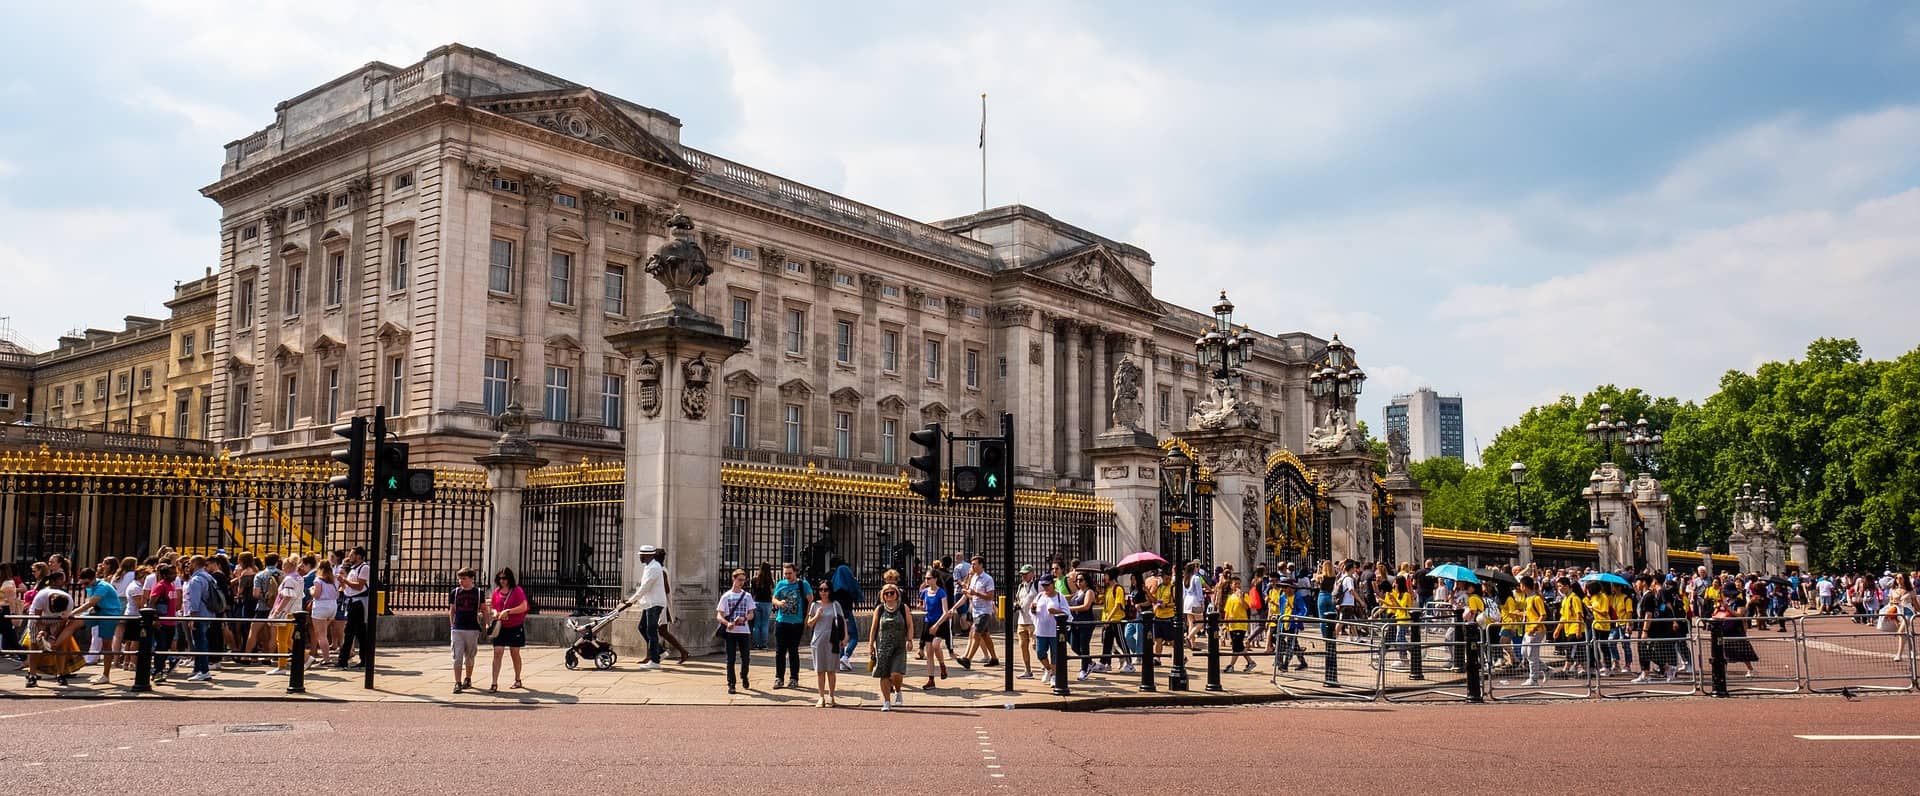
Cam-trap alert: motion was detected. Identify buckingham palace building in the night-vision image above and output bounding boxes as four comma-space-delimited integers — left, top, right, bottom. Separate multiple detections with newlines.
201, 44, 1339, 490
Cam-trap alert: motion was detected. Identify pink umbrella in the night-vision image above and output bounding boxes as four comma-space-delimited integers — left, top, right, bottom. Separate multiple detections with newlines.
1114, 551, 1170, 575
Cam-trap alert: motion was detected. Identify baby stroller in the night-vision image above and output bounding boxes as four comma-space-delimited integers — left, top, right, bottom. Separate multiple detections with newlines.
563, 593, 636, 670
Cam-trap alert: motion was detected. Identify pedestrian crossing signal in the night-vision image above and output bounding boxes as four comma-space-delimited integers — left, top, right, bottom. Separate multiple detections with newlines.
955, 439, 1006, 499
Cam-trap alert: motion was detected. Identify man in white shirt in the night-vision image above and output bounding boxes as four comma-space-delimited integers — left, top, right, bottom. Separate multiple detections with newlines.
1014, 565, 1040, 678
957, 555, 998, 669
1027, 577, 1070, 686
336, 546, 371, 668
631, 545, 669, 669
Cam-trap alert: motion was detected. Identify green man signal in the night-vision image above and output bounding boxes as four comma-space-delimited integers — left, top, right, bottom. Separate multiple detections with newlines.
954, 439, 1006, 499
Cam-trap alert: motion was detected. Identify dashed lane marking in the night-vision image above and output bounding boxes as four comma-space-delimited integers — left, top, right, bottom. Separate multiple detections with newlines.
0, 701, 128, 720
1795, 735, 1920, 740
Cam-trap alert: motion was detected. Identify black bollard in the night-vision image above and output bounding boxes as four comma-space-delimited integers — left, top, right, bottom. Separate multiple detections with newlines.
1322, 616, 1339, 687
132, 608, 156, 693
1409, 618, 1425, 681
289, 611, 309, 695
1051, 623, 1071, 697
1465, 629, 1484, 703
1205, 610, 1223, 692
1138, 617, 1156, 692
1708, 619, 1728, 698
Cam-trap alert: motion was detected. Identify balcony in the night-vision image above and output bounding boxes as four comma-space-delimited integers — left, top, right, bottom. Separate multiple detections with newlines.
428, 409, 622, 451
0, 422, 214, 457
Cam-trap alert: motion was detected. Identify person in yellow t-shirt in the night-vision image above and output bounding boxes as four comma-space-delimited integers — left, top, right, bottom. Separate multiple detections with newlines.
1516, 576, 1549, 685
1610, 586, 1635, 674
1100, 578, 1129, 673
1586, 582, 1615, 675
1556, 578, 1591, 676
1382, 577, 1414, 669
1221, 576, 1255, 672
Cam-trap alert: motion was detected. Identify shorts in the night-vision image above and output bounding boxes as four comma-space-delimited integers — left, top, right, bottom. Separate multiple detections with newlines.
88, 618, 123, 639
311, 601, 338, 620
920, 621, 952, 645
1035, 634, 1058, 664
970, 614, 999, 635
1153, 617, 1177, 642
450, 629, 480, 667
1017, 624, 1034, 641
491, 624, 526, 648
1230, 630, 1247, 654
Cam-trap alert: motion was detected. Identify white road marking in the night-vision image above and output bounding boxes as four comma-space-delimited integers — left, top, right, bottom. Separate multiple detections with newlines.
0, 700, 128, 720
1795, 735, 1920, 740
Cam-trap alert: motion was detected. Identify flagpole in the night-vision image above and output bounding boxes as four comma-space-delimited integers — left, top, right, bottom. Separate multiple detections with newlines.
979, 93, 987, 211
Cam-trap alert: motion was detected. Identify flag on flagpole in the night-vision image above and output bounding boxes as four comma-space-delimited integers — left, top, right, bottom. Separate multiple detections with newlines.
979, 93, 986, 149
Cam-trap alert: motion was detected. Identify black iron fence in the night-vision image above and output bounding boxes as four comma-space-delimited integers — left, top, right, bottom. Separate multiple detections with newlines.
720, 462, 1117, 606
520, 462, 624, 614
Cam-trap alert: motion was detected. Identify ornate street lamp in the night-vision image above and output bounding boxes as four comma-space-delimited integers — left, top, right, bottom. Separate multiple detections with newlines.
1307, 334, 1366, 420
1194, 292, 1256, 382
1507, 461, 1528, 527
1622, 416, 1663, 474
1158, 445, 1197, 691
1584, 403, 1631, 465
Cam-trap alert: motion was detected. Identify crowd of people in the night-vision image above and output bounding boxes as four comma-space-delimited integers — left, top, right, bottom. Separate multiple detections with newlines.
0, 547, 374, 688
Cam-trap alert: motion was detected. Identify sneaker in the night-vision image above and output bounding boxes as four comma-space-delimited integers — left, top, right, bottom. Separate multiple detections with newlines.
188, 672, 211, 682
773, 677, 785, 689
727, 686, 737, 694
1243, 661, 1258, 673
1630, 673, 1650, 684
1076, 670, 1090, 682
879, 702, 891, 712
1664, 669, 1677, 683
892, 692, 903, 706
956, 658, 972, 671
838, 659, 852, 672
267, 668, 287, 676
1017, 672, 1034, 679
89, 674, 110, 685
1597, 668, 1611, 677
638, 661, 660, 671
1121, 662, 1136, 673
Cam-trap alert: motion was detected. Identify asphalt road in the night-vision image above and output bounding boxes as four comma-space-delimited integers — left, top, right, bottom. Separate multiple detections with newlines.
3, 693, 1916, 792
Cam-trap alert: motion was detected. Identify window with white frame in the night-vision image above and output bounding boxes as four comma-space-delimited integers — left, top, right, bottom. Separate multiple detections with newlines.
1158, 387, 1171, 425
116, 373, 128, 395
924, 338, 942, 382
550, 252, 573, 305
325, 252, 346, 306
785, 308, 805, 355
785, 260, 805, 274
333, 194, 349, 210
324, 366, 341, 422
284, 264, 303, 315
601, 374, 623, 428
881, 418, 898, 464
140, 368, 152, 390
393, 172, 414, 190
965, 349, 980, 388
240, 225, 258, 241
489, 239, 515, 294
881, 284, 899, 298
834, 319, 853, 364
727, 397, 748, 448
834, 411, 852, 459
0, 393, 11, 411
483, 357, 511, 417
544, 365, 571, 422
882, 330, 899, 372
175, 394, 189, 437
233, 382, 251, 431
180, 333, 194, 357
280, 374, 298, 430
238, 279, 255, 326
730, 297, 752, 340
491, 177, 519, 193
386, 355, 406, 414
783, 404, 803, 454
731, 246, 753, 261
388, 234, 411, 291
835, 273, 854, 288
554, 193, 577, 209
604, 264, 626, 316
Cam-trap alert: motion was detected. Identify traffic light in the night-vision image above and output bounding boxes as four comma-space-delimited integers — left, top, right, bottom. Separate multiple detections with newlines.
375, 440, 409, 499
953, 439, 1008, 499
907, 423, 943, 505
328, 417, 367, 499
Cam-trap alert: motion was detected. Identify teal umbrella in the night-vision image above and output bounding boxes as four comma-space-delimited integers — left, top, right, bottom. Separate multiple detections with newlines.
1581, 572, 1631, 588
1428, 563, 1480, 584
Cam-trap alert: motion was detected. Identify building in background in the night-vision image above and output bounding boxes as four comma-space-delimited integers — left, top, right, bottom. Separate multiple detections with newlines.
1383, 387, 1464, 463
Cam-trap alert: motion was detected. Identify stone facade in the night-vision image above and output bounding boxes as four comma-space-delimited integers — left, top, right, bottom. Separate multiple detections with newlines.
198, 44, 1331, 478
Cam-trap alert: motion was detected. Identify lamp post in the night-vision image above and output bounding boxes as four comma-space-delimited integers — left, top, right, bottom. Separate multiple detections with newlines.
1507, 461, 1528, 527
1159, 445, 1197, 691
1584, 403, 1631, 465
1622, 416, 1663, 474
1194, 292, 1257, 383
1307, 334, 1367, 423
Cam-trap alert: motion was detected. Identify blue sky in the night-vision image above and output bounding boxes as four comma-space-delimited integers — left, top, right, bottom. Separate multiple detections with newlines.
3, 1, 1918, 457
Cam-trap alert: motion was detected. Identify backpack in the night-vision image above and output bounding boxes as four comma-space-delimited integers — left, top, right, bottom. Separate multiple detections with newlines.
1246, 585, 1264, 613
200, 574, 229, 615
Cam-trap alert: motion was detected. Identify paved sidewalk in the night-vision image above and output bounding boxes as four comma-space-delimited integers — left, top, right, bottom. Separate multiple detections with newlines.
0, 646, 1305, 710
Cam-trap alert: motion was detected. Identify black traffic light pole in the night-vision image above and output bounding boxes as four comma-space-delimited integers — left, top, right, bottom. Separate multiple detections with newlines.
908, 414, 1016, 693
365, 405, 385, 690
998, 412, 1014, 695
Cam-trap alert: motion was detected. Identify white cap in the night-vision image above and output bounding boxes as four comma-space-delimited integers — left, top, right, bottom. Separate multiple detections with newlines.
638, 545, 658, 555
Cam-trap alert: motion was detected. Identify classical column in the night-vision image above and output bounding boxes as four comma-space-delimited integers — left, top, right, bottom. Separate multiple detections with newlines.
1788, 524, 1808, 571
1062, 320, 1084, 479
1138, 337, 1159, 434
1300, 452, 1375, 565
1090, 328, 1110, 434
342, 177, 373, 413
519, 174, 556, 411
808, 262, 835, 454
577, 190, 618, 425
254, 206, 286, 437
1184, 427, 1276, 575
1036, 311, 1059, 479
608, 209, 747, 654
1384, 470, 1427, 566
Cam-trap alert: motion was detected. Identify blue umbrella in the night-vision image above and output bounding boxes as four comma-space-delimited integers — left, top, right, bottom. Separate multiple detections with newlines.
1428, 563, 1480, 584
1581, 572, 1631, 587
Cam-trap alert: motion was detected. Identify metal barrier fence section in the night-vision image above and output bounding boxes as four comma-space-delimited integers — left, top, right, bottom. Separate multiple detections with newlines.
1703, 615, 1803, 695
1270, 617, 1384, 701
720, 463, 1116, 607
1488, 619, 1601, 701
1800, 613, 1918, 694
521, 463, 624, 614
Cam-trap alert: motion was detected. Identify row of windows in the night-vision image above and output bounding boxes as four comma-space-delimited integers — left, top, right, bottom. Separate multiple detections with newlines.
481, 357, 622, 428
234, 235, 414, 327
488, 239, 627, 314
236, 172, 415, 243
264, 356, 408, 431
726, 297, 984, 388
48, 367, 160, 408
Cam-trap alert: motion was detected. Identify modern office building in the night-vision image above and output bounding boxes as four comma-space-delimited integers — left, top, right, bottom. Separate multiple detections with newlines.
1383, 387, 1464, 462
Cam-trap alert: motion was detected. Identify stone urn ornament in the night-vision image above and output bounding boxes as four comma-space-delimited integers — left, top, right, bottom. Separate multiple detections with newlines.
643, 205, 713, 313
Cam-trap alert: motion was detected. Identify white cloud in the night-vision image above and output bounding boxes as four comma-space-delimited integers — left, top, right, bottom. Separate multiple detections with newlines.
0, 202, 208, 351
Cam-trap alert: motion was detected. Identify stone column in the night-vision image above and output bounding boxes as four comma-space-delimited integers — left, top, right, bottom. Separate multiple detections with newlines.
606, 210, 747, 654
1696, 544, 1717, 574
1788, 524, 1808, 571
1585, 464, 1633, 569
1301, 452, 1376, 565
1036, 312, 1058, 478
1590, 523, 1616, 571
1182, 426, 1276, 574
1631, 472, 1669, 573
577, 190, 617, 424
1090, 328, 1110, 434
1090, 426, 1162, 556
1383, 471, 1427, 565
475, 408, 548, 580
1138, 338, 1159, 433
1062, 321, 1083, 480
1511, 523, 1535, 568
519, 174, 557, 412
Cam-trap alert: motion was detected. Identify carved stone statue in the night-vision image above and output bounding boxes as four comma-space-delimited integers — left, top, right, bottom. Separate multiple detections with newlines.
1068, 256, 1112, 295
635, 356, 662, 418
1386, 428, 1411, 475
643, 206, 714, 312
487, 381, 537, 458
681, 354, 712, 420
1110, 353, 1143, 431
1309, 408, 1368, 454
1189, 378, 1261, 431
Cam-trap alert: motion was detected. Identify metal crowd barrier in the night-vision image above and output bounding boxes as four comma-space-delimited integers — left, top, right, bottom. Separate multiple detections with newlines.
1799, 613, 1918, 694
1486, 619, 1599, 701
1594, 616, 1698, 698
1700, 615, 1803, 695
1384, 619, 1476, 703
1268, 616, 1385, 701
3, 608, 311, 694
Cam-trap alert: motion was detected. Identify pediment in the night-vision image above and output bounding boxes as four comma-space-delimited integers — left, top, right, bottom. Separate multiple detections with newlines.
920, 401, 949, 423
271, 342, 302, 364
478, 89, 688, 169
312, 333, 346, 356
724, 369, 761, 389
375, 321, 410, 344
830, 387, 863, 406
960, 408, 987, 428
1021, 243, 1157, 308
545, 333, 583, 352
778, 378, 813, 398
876, 395, 907, 414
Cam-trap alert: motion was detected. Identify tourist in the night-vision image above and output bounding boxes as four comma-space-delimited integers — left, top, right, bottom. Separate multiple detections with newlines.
184, 556, 223, 682
231, 552, 259, 661
72, 569, 123, 684
1100, 571, 1132, 673
449, 567, 482, 693
242, 554, 282, 665
1184, 560, 1209, 646
266, 557, 305, 677
27, 588, 83, 688
868, 583, 913, 710
1515, 575, 1548, 687
0, 564, 22, 657
1714, 595, 1759, 677
1891, 574, 1917, 663
1554, 578, 1591, 678
1027, 576, 1070, 687
1380, 575, 1413, 669
1220, 575, 1254, 673
487, 567, 529, 692
1150, 567, 1179, 658
308, 561, 340, 668
336, 547, 372, 669
830, 556, 863, 671
771, 562, 809, 690
750, 562, 775, 651
1630, 575, 1679, 684
957, 555, 999, 669
652, 549, 694, 666
1014, 564, 1040, 678
716, 568, 755, 694
918, 571, 951, 690
1066, 572, 1097, 680
806, 581, 844, 707
631, 544, 668, 669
